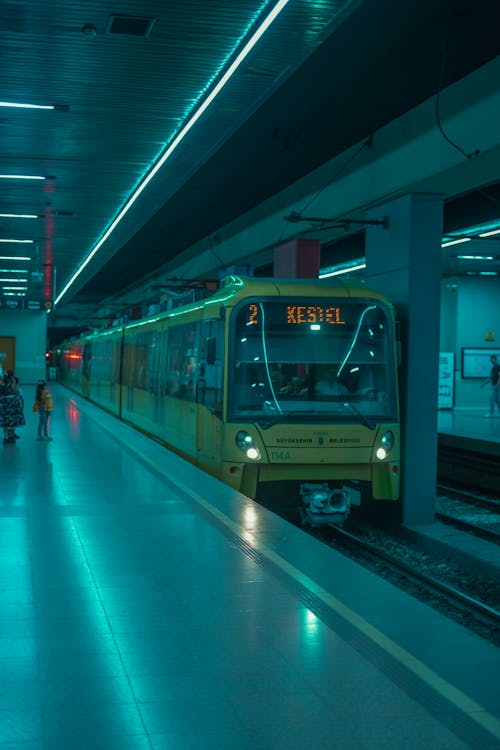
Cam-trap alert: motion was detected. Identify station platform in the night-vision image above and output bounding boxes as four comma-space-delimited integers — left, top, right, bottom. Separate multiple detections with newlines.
438, 407, 500, 444
1, 386, 499, 750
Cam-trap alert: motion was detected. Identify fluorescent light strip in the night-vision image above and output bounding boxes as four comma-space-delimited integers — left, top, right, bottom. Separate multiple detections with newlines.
0, 256, 31, 261
0, 213, 38, 219
319, 263, 366, 279
479, 228, 500, 238
2, 286, 27, 290
0, 269, 28, 273
54, 0, 291, 306
456, 255, 494, 260
0, 101, 54, 110
0, 175, 46, 180
3, 292, 26, 296
0, 278, 28, 282
0, 238, 34, 243
441, 237, 471, 248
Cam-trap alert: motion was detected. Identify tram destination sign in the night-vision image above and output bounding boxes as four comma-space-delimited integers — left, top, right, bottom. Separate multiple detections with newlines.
244, 301, 348, 326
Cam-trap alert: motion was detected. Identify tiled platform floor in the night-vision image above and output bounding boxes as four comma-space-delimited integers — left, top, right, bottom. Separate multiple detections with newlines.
1, 387, 499, 749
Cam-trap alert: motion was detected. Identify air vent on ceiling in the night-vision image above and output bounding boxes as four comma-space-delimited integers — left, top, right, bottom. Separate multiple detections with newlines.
106, 15, 155, 37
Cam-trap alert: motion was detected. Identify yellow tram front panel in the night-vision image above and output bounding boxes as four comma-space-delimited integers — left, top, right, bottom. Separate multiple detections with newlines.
221, 422, 400, 500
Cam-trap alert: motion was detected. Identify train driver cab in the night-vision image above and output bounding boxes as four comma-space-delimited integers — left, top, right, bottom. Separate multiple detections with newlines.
230, 297, 397, 423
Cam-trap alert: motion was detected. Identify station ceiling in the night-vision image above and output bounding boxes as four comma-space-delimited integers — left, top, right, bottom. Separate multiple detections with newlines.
1, 0, 500, 336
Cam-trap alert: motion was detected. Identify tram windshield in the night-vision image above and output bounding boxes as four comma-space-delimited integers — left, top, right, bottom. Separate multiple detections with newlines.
230, 298, 397, 422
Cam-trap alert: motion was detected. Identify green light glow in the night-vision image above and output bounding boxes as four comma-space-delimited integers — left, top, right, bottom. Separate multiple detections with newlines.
54, 0, 291, 308
441, 237, 471, 248
445, 218, 500, 237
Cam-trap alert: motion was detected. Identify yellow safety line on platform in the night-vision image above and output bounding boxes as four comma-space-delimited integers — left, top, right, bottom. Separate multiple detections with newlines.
77, 400, 500, 742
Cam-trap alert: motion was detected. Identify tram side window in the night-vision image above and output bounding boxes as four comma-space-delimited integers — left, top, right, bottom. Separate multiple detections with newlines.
134, 344, 148, 389
111, 342, 121, 385
199, 320, 224, 411
122, 338, 133, 388
165, 323, 199, 402
125, 330, 155, 391
136, 330, 159, 393
91, 339, 114, 383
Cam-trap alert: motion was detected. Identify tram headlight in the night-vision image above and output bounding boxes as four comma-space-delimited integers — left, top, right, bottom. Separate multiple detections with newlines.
376, 430, 394, 460
235, 430, 261, 460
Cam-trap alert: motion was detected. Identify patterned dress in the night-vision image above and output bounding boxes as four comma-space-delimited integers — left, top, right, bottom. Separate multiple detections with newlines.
0, 379, 26, 429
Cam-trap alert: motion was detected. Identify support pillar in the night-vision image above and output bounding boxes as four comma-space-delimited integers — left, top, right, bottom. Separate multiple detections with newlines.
273, 238, 320, 278
365, 193, 443, 525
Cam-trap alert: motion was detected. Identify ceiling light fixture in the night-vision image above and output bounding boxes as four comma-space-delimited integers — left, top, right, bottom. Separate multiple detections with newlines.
319, 263, 367, 278
456, 255, 494, 260
2, 286, 27, 290
0, 269, 29, 273
54, 0, 292, 307
0, 174, 48, 180
479, 228, 500, 238
0, 213, 38, 219
319, 257, 367, 278
0, 238, 34, 243
0, 256, 31, 261
445, 218, 500, 237
0, 278, 28, 282
0, 101, 55, 110
441, 237, 471, 248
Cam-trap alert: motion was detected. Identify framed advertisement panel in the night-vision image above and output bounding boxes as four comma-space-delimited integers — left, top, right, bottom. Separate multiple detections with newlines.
438, 352, 454, 408
461, 348, 500, 379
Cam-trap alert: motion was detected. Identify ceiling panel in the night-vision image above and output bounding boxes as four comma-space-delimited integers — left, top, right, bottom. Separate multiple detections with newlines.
0, 0, 500, 332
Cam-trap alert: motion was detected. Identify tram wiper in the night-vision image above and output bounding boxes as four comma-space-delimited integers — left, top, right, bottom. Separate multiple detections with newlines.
343, 401, 376, 430
257, 417, 284, 429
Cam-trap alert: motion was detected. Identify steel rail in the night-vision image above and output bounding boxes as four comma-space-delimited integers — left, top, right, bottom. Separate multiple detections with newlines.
326, 524, 500, 631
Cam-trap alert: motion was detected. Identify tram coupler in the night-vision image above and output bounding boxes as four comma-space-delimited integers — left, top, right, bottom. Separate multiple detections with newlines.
299, 483, 350, 526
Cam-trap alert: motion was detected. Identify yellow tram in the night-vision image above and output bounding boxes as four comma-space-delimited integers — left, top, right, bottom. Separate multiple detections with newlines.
58, 276, 400, 523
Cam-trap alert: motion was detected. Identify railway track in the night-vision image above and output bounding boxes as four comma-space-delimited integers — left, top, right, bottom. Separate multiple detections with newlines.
436, 483, 500, 544
437, 483, 500, 512
322, 523, 500, 642
437, 435, 500, 494
262, 482, 500, 643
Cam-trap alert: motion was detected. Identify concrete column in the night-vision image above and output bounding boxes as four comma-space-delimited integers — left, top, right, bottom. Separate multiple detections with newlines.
365, 193, 443, 524
273, 239, 320, 278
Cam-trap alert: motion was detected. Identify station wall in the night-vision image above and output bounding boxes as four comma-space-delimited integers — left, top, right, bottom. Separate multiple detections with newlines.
0, 310, 47, 385
440, 277, 500, 410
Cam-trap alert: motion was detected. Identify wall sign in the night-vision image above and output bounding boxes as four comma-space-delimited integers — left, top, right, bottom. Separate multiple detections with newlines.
461, 347, 500, 378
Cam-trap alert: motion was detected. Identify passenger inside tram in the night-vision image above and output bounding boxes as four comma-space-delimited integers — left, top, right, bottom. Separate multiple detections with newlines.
314, 366, 349, 396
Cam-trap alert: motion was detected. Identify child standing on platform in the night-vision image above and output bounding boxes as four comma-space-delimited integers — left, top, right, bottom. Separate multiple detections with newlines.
33, 380, 54, 441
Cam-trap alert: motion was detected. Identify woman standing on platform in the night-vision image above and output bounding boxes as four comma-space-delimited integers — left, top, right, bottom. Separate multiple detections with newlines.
33, 379, 54, 441
0, 370, 25, 443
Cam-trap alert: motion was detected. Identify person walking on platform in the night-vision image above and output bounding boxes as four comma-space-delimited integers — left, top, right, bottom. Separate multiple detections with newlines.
0, 370, 25, 443
33, 379, 54, 441
481, 353, 500, 417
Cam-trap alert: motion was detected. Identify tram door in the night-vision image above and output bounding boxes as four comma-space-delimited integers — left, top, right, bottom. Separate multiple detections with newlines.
82, 342, 91, 398
0, 336, 15, 374
196, 321, 223, 473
